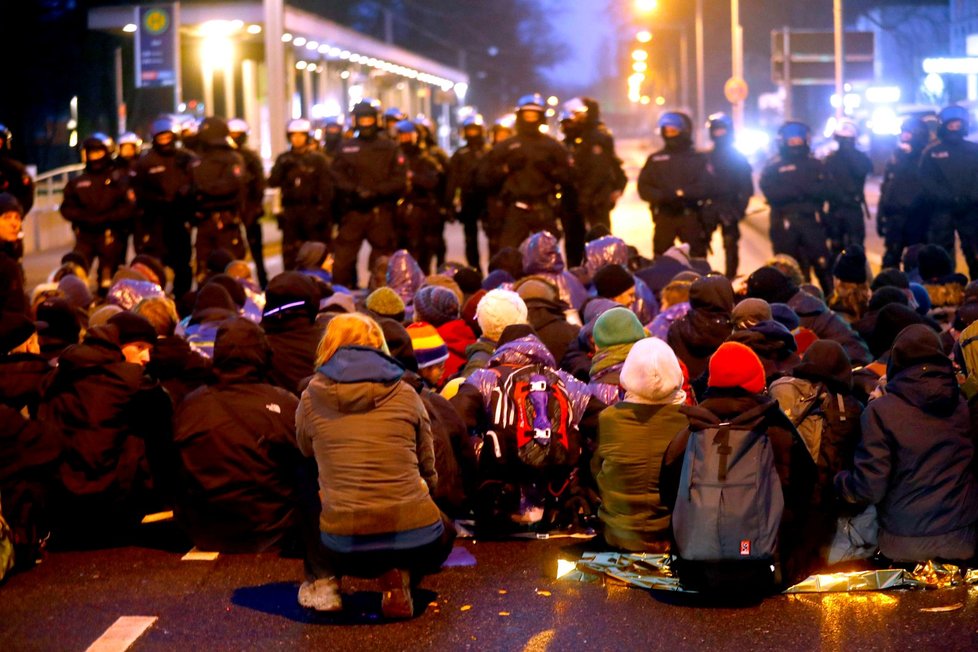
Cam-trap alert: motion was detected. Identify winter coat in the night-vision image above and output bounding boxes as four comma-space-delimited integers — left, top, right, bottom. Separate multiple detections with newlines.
459, 337, 496, 378
666, 276, 734, 381
146, 335, 213, 407
593, 401, 687, 551
262, 312, 323, 396
637, 140, 714, 212
437, 318, 477, 380
648, 302, 690, 341
387, 250, 426, 320
184, 307, 235, 359
0, 243, 27, 316
524, 297, 581, 368
330, 135, 407, 211
172, 320, 307, 552
787, 290, 872, 366
520, 231, 588, 310
560, 298, 620, 381
634, 251, 707, 300
584, 236, 658, 322
60, 164, 135, 230
296, 346, 441, 536
727, 320, 801, 383
759, 149, 831, 216
836, 326, 978, 560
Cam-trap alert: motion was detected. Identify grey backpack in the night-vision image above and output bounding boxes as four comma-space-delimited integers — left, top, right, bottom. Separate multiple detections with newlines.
672, 402, 784, 592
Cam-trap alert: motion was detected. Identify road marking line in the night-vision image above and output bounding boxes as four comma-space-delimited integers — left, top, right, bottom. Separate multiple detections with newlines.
181, 548, 220, 561
140, 511, 173, 524
85, 616, 157, 652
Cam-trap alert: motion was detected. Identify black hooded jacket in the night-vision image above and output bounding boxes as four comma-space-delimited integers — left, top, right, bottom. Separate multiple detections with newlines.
666, 275, 734, 380
524, 297, 580, 366
787, 290, 872, 366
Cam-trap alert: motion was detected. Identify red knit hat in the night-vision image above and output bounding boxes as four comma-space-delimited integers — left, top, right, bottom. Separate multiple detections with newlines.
708, 341, 766, 394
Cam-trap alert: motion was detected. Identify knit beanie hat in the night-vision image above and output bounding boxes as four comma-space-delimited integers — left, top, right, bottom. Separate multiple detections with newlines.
0, 312, 36, 353
476, 288, 527, 341
296, 241, 329, 270
620, 337, 685, 404
0, 192, 24, 216
592, 264, 635, 299
36, 298, 81, 345
871, 268, 910, 291
482, 269, 514, 291
107, 311, 158, 346
88, 304, 123, 328
461, 289, 487, 332
731, 298, 772, 330
205, 273, 246, 308
770, 303, 800, 331
366, 287, 406, 321
708, 341, 766, 394
130, 254, 167, 288
57, 274, 93, 312
488, 247, 525, 280
264, 271, 319, 320
194, 283, 236, 314
515, 276, 559, 303
593, 306, 646, 349
747, 266, 798, 304
414, 285, 460, 327
381, 318, 418, 373
453, 267, 484, 296
833, 245, 868, 284
917, 244, 953, 281
406, 322, 449, 369
868, 286, 909, 313
424, 274, 464, 306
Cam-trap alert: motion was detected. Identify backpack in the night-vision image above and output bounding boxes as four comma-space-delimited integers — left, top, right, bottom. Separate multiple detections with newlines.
485, 364, 579, 470
192, 155, 241, 204
671, 402, 783, 593
769, 377, 824, 462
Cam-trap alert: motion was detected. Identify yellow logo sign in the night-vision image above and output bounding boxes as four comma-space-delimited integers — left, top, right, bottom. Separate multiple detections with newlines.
143, 9, 170, 36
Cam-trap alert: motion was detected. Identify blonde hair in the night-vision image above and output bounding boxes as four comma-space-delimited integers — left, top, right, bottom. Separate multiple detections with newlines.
828, 280, 871, 322
314, 312, 387, 367
766, 254, 805, 287
134, 297, 179, 336
660, 280, 693, 310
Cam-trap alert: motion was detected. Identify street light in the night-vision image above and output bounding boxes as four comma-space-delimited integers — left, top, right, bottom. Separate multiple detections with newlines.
635, 0, 658, 13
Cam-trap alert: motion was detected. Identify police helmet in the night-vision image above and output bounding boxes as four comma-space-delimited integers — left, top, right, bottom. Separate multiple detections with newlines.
462, 114, 485, 128
834, 119, 859, 139
227, 118, 249, 134
351, 99, 382, 118
118, 132, 142, 147
323, 115, 344, 127
0, 124, 10, 149
939, 105, 969, 133
395, 120, 417, 135
900, 117, 930, 145
563, 97, 587, 117
150, 118, 175, 138
658, 112, 691, 139
495, 113, 516, 129
516, 93, 546, 113
286, 118, 312, 135
82, 135, 109, 153
384, 107, 406, 122
197, 116, 231, 146
707, 112, 733, 134
92, 132, 116, 154
181, 119, 199, 136
778, 122, 811, 152
557, 108, 575, 123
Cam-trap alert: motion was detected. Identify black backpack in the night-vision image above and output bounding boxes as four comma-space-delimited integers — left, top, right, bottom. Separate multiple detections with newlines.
192, 155, 242, 205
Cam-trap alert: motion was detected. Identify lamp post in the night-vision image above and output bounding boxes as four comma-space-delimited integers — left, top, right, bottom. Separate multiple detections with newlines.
730, 0, 744, 130
695, 0, 704, 144
264, 0, 286, 158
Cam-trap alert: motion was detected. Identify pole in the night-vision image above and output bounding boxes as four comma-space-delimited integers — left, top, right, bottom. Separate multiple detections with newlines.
834, 0, 845, 120
695, 0, 705, 145
263, 0, 286, 157
223, 56, 236, 119
731, 0, 743, 130
782, 27, 792, 120
679, 28, 689, 113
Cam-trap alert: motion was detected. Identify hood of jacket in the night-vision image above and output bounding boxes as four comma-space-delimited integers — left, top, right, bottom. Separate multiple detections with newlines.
682, 390, 783, 426
489, 333, 556, 368
787, 289, 828, 318
387, 250, 426, 306
792, 339, 852, 393
213, 318, 271, 384
520, 231, 565, 275
525, 297, 571, 329
311, 346, 406, 413
886, 324, 959, 415
0, 353, 50, 410
584, 236, 629, 279
438, 318, 477, 356
672, 306, 732, 356
729, 320, 797, 360
689, 275, 735, 314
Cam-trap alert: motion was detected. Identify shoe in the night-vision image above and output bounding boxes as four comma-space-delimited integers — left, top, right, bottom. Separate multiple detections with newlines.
379, 568, 413, 619
297, 577, 342, 612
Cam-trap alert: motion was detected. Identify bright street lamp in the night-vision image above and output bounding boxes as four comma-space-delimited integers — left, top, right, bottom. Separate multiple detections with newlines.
635, 0, 658, 13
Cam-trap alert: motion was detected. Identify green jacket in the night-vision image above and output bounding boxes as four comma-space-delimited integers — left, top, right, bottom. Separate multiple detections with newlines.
593, 401, 687, 551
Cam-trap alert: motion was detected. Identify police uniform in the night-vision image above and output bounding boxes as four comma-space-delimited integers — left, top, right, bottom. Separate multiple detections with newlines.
269, 138, 332, 272
878, 119, 929, 269
446, 118, 491, 269
396, 121, 446, 274
705, 114, 754, 278
822, 127, 873, 256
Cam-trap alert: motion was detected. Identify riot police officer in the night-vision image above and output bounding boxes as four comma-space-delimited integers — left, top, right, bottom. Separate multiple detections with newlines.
878, 117, 930, 269
61, 135, 136, 291
132, 117, 198, 295
395, 120, 446, 273
822, 120, 873, 256
383, 107, 406, 140
268, 118, 332, 272
704, 112, 753, 278
637, 111, 714, 257
191, 117, 247, 283
920, 105, 978, 278
759, 121, 834, 291
329, 99, 407, 287
446, 114, 491, 269
321, 115, 344, 160
482, 94, 572, 251
0, 125, 34, 215
116, 132, 142, 173
228, 118, 269, 286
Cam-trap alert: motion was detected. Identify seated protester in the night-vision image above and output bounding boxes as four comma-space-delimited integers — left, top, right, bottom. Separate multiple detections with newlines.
560, 297, 619, 381
261, 272, 323, 396
0, 314, 60, 573
38, 312, 172, 544
488, 247, 525, 284
589, 307, 647, 406
296, 313, 454, 617
34, 298, 81, 363
129, 254, 167, 294
364, 287, 406, 324
450, 323, 598, 529
731, 298, 772, 330
647, 273, 698, 340
134, 297, 212, 407
853, 303, 940, 404
295, 241, 336, 294
770, 340, 865, 572
406, 322, 450, 390
204, 273, 251, 319
172, 318, 310, 553
423, 274, 465, 308
667, 274, 735, 390
583, 236, 658, 323
56, 274, 94, 323
515, 276, 580, 367
836, 325, 978, 563
746, 266, 872, 366
852, 286, 909, 345
956, 319, 978, 407
519, 231, 588, 312
460, 289, 487, 335
445, 265, 483, 308
870, 268, 917, 311
413, 285, 475, 380
634, 243, 707, 301
387, 250, 426, 322
459, 289, 527, 378
661, 342, 817, 588
0, 193, 28, 316
184, 283, 238, 359
593, 337, 687, 552
727, 319, 800, 383
482, 269, 514, 292
916, 244, 968, 326
827, 246, 872, 325
592, 264, 637, 310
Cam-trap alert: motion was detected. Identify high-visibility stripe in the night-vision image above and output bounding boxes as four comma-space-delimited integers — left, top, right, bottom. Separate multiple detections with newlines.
85, 616, 157, 652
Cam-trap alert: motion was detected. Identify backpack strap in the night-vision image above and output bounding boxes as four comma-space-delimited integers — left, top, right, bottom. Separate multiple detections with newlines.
714, 425, 733, 482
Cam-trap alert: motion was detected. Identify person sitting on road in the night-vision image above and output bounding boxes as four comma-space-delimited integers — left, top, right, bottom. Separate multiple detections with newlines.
587, 307, 648, 406
458, 288, 528, 378
296, 312, 455, 618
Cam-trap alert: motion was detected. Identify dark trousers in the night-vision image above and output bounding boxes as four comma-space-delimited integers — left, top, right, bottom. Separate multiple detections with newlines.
770, 210, 833, 291
929, 210, 978, 279
73, 227, 127, 291
279, 206, 330, 272
499, 201, 558, 251
562, 207, 586, 269
719, 218, 741, 279
333, 205, 397, 288
458, 203, 485, 270
194, 212, 246, 284
485, 197, 506, 258
882, 211, 928, 269
397, 201, 445, 275
825, 205, 866, 258
136, 210, 193, 296
652, 208, 709, 258
245, 220, 268, 288
134, 212, 165, 259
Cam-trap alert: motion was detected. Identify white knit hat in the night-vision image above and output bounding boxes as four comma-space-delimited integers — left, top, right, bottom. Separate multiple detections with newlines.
620, 337, 686, 405
476, 289, 528, 341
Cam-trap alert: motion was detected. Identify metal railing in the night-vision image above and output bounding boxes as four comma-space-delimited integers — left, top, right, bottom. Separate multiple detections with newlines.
25, 163, 84, 255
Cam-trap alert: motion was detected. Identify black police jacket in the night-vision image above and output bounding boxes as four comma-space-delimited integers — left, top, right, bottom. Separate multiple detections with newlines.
133, 146, 197, 213
570, 123, 627, 209
60, 164, 135, 229
708, 142, 754, 217
879, 147, 926, 217
637, 142, 713, 212
401, 146, 445, 204
191, 146, 246, 214
0, 154, 34, 213
268, 148, 331, 208
481, 131, 572, 203
759, 151, 830, 215
330, 136, 407, 210
919, 137, 978, 212
237, 146, 267, 223
823, 146, 872, 208
445, 141, 490, 207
